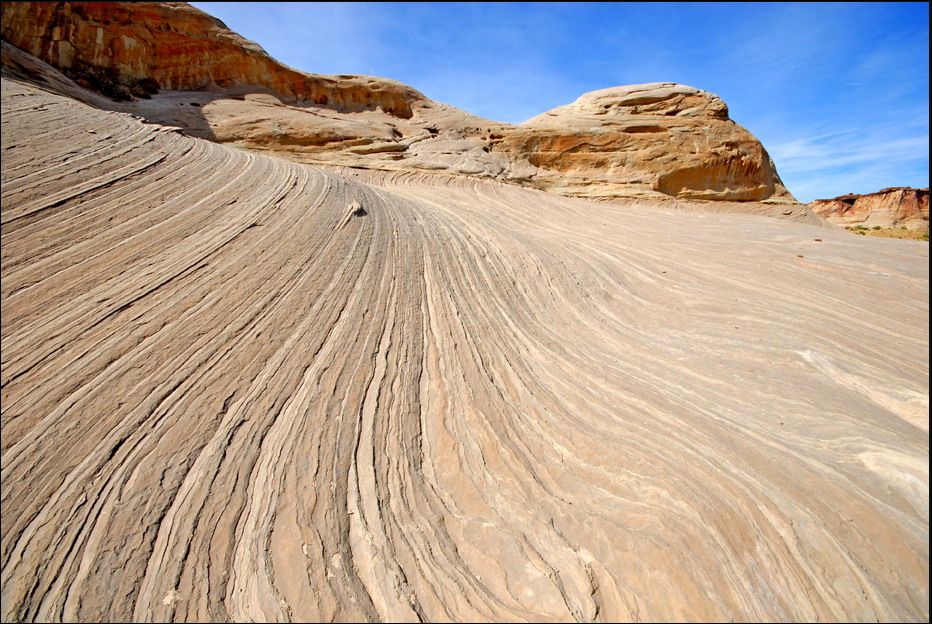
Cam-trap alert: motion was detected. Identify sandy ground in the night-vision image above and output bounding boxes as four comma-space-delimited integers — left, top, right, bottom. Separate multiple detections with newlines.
844, 225, 930, 241
1, 77, 928, 622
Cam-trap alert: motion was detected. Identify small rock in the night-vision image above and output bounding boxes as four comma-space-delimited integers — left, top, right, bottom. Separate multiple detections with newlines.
348, 200, 367, 217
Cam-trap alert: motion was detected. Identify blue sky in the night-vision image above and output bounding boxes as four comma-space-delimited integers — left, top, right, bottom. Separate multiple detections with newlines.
192, 2, 929, 202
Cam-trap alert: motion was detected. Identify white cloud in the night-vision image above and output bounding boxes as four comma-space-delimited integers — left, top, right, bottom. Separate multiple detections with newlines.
767, 106, 929, 201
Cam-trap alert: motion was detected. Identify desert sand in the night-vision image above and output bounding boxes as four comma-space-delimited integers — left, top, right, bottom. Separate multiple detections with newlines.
1, 70, 928, 622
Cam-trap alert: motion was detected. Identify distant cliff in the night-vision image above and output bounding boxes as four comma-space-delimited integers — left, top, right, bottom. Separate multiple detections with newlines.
810, 187, 929, 231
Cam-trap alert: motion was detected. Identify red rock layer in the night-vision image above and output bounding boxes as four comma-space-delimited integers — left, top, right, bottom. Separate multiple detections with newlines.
810, 187, 929, 230
0, 1, 422, 117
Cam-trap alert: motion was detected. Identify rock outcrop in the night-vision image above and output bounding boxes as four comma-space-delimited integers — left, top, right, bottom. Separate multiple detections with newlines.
0, 1, 797, 204
1, 75, 928, 623
0, 1, 424, 116
810, 187, 929, 231
511, 83, 792, 201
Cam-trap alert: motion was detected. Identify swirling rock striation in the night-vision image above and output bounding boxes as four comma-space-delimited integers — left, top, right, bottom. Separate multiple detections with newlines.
1, 74, 928, 622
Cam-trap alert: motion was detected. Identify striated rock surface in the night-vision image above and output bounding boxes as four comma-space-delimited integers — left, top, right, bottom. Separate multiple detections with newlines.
810, 187, 930, 231
1, 2, 798, 204
3, 3, 928, 622
2, 74, 928, 624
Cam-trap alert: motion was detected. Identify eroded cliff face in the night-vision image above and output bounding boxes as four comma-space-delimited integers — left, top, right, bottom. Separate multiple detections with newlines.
0, 1, 424, 116
0, 1, 797, 203
810, 187, 930, 231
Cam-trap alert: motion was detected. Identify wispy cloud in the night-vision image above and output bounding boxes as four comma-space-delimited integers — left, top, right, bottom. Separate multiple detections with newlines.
769, 116, 928, 196
772, 134, 928, 174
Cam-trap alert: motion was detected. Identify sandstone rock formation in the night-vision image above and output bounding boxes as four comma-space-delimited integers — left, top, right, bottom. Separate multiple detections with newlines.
0, 1, 798, 204
0, 1, 422, 115
515, 83, 791, 201
810, 187, 930, 231
1, 64, 929, 624
2, 3, 929, 623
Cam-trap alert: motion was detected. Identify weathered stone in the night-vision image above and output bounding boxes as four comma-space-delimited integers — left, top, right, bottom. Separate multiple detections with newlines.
1, 2, 796, 204
810, 187, 929, 231
0, 1, 423, 117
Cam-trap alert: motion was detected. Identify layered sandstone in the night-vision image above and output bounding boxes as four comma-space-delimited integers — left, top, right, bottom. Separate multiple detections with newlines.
810, 187, 929, 231
4, 4, 928, 621
0, 1, 423, 116
2, 72, 929, 623
0, 1, 798, 204
513, 83, 793, 201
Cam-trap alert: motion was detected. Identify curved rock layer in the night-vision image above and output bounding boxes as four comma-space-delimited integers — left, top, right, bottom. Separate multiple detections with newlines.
1, 78, 928, 622
1, 2, 795, 203
810, 187, 930, 231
